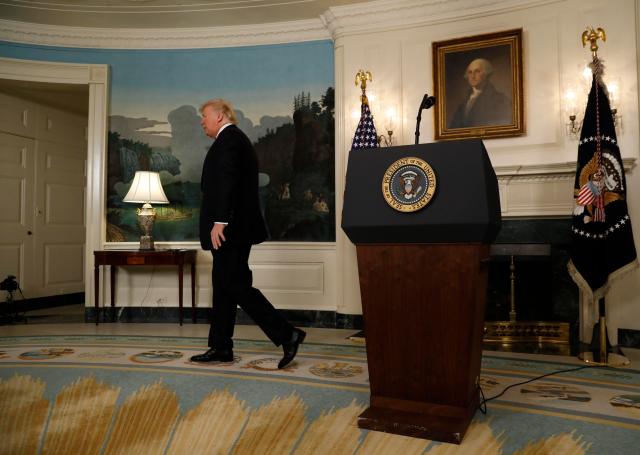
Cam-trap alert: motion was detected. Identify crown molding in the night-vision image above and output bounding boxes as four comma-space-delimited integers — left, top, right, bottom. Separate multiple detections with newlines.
495, 156, 636, 180
0, 18, 331, 49
322, 0, 563, 40
0, 0, 567, 49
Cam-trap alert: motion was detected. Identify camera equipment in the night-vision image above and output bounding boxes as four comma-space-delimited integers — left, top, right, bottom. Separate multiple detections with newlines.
0, 275, 18, 292
1, 275, 26, 325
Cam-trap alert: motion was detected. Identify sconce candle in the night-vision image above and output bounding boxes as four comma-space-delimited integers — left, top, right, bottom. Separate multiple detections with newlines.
563, 88, 578, 116
377, 106, 396, 147
384, 107, 397, 131
607, 80, 619, 106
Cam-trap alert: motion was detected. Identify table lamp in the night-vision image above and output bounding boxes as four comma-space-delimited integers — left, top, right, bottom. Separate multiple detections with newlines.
123, 171, 169, 250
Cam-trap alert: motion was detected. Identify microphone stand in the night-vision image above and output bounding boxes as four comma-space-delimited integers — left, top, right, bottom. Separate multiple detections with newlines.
415, 94, 436, 145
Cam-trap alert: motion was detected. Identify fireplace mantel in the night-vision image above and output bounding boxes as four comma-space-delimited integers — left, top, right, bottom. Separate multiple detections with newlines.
495, 158, 637, 218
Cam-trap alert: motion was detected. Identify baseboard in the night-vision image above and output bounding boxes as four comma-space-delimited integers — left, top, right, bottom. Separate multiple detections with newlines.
618, 329, 640, 349
237, 309, 363, 330
4, 293, 84, 313
84, 307, 364, 329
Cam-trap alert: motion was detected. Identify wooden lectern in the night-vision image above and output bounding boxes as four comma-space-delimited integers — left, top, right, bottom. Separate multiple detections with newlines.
342, 140, 501, 444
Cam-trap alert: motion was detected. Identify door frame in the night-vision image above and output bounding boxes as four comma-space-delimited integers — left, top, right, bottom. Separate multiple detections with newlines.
0, 57, 109, 307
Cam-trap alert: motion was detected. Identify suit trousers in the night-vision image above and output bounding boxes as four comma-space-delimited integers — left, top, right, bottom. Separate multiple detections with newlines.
208, 244, 293, 350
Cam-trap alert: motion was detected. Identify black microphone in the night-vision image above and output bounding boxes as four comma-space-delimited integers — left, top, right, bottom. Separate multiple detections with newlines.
415, 93, 436, 144
420, 94, 436, 110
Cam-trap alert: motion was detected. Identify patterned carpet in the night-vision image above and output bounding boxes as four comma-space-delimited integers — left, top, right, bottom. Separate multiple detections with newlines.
0, 335, 638, 454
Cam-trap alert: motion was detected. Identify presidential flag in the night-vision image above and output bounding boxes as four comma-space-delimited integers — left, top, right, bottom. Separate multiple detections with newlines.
568, 58, 638, 300
351, 97, 379, 150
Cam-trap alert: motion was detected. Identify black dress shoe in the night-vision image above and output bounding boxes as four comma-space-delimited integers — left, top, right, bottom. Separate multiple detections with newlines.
278, 328, 306, 369
190, 348, 234, 363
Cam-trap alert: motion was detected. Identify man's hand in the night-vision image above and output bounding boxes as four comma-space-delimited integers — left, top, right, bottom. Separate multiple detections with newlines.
211, 223, 227, 250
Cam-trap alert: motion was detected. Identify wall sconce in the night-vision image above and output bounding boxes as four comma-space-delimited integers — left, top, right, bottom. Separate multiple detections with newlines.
377, 106, 397, 147
606, 78, 622, 131
564, 65, 622, 139
567, 114, 581, 138
563, 88, 582, 139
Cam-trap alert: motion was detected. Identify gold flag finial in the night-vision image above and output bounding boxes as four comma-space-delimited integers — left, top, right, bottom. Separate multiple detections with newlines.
581, 26, 606, 58
355, 69, 373, 104
355, 69, 372, 90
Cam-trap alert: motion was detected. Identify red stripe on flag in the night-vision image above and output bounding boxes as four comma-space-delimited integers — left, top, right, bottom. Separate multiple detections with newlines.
577, 185, 596, 205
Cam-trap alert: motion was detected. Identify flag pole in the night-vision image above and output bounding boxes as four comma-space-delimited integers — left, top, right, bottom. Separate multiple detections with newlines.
575, 27, 630, 367
581, 296, 628, 366
598, 298, 607, 363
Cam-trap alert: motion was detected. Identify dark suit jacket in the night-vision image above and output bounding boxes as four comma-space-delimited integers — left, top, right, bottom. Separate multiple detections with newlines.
449, 82, 512, 129
199, 124, 268, 250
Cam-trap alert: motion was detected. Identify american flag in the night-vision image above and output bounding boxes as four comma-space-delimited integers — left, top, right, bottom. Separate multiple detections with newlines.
351, 101, 379, 150
576, 180, 599, 206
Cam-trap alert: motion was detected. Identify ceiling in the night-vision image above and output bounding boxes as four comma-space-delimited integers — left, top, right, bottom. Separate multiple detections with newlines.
0, 1, 371, 113
0, 0, 371, 29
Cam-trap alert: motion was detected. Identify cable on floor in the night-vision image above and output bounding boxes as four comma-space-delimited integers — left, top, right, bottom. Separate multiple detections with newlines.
477, 364, 608, 414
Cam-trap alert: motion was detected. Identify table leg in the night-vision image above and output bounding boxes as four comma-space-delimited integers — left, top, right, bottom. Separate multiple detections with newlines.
94, 264, 99, 325
178, 264, 184, 326
191, 262, 196, 323
110, 266, 116, 322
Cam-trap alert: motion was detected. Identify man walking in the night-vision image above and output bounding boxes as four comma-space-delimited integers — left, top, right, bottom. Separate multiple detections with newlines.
190, 99, 305, 369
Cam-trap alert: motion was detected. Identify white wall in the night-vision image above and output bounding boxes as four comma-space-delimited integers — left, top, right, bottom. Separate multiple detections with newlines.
329, 0, 640, 343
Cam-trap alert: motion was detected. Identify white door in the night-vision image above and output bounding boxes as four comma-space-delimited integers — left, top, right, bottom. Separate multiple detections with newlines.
0, 132, 35, 294
31, 106, 87, 298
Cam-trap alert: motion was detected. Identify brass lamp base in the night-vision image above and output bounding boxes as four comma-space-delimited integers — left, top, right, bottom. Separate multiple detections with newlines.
137, 205, 156, 250
139, 235, 154, 250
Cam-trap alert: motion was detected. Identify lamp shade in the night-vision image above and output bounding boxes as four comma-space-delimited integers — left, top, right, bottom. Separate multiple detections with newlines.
123, 171, 169, 204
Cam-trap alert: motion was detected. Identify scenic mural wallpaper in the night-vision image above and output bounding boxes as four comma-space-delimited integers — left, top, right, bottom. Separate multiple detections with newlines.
0, 41, 335, 242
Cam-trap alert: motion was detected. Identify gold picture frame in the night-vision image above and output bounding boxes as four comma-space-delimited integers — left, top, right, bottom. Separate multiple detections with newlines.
433, 28, 524, 140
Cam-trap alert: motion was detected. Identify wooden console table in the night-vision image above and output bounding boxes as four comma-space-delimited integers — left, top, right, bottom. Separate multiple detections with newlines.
93, 249, 197, 325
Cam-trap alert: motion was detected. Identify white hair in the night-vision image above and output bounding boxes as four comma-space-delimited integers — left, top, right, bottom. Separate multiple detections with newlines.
464, 58, 493, 79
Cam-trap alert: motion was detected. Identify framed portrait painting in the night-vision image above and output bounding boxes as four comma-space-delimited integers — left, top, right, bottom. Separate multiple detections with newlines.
432, 28, 524, 140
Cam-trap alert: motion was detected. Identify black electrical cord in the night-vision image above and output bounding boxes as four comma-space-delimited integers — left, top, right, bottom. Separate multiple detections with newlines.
139, 266, 156, 306
478, 364, 606, 414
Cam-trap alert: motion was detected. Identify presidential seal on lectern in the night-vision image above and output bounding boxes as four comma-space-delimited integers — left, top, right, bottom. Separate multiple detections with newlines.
382, 157, 437, 212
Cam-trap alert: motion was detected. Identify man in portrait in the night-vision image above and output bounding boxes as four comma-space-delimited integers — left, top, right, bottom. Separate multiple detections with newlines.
449, 58, 512, 129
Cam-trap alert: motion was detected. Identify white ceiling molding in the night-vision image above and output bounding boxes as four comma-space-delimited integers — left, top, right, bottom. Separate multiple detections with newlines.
0, 18, 331, 49
0, 0, 567, 49
0, 0, 370, 29
322, 0, 563, 40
